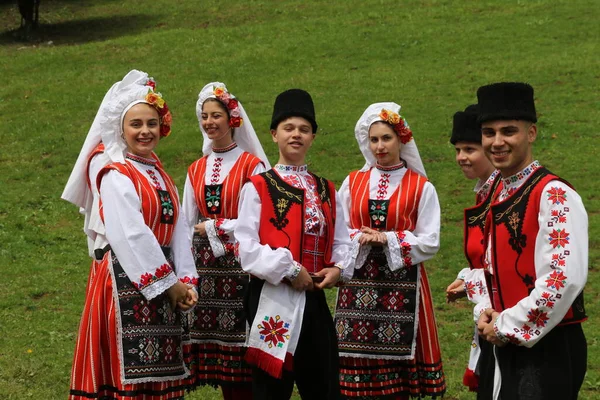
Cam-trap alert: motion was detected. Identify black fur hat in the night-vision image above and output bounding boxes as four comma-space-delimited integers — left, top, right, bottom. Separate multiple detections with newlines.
450, 104, 481, 145
477, 82, 537, 123
270, 89, 318, 133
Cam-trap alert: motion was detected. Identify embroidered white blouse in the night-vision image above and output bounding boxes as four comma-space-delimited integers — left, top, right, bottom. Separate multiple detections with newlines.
487, 161, 588, 347
182, 143, 266, 257
338, 163, 441, 282
100, 155, 198, 301
235, 164, 352, 285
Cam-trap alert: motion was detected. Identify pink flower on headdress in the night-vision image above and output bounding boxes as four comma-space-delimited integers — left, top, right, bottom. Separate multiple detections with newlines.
212, 86, 244, 129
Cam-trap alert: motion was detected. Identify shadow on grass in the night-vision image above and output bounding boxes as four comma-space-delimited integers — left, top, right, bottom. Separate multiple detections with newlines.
0, 14, 159, 46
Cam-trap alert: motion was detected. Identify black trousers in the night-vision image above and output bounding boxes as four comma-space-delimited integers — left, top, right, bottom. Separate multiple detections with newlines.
245, 278, 341, 400
477, 323, 587, 400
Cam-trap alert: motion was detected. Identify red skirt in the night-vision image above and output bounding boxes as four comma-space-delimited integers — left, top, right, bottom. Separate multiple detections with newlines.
69, 257, 188, 400
339, 270, 446, 398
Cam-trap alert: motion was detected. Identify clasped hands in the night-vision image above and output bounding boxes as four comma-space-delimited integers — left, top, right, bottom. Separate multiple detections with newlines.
290, 265, 341, 292
477, 308, 506, 347
166, 281, 198, 312
357, 226, 387, 246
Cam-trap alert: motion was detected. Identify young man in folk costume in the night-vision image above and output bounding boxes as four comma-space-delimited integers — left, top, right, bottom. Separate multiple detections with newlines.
235, 89, 352, 399
445, 104, 499, 392
475, 82, 588, 400
333, 102, 446, 399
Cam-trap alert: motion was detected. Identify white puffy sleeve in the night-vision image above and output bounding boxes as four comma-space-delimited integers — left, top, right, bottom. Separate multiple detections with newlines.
383, 181, 441, 271
100, 170, 177, 300
494, 181, 588, 347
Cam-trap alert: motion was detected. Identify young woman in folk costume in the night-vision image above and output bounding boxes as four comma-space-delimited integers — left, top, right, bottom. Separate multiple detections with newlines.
333, 102, 446, 399
65, 70, 198, 400
181, 82, 270, 399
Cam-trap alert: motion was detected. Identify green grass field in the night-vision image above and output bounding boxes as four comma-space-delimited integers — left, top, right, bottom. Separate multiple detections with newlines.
1, 0, 598, 398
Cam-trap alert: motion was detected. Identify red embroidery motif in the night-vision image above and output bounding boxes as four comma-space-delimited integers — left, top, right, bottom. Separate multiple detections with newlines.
547, 186, 567, 205
180, 276, 198, 285
527, 308, 550, 328
258, 315, 290, 348
376, 173, 391, 200
548, 228, 570, 249
133, 263, 173, 290
465, 281, 476, 298
504, 332, 521, 345
537, 292, 556, 309
210, 157, 223, 184
551, 253, 566, 268
545, 270, 567, 291
146, 169, 162, 190
550, 209, 567, 224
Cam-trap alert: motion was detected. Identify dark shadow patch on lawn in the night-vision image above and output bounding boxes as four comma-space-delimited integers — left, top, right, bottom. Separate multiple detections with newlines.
0, 14, 159, 46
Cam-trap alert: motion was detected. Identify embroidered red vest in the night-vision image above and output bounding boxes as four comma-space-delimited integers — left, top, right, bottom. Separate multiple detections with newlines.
463, 174, 501, 270
487, 167, 586, 325
348, 168, 427, 231
250, 170, 336, 268
188, 152, 262, 219
97, 158, 179, 247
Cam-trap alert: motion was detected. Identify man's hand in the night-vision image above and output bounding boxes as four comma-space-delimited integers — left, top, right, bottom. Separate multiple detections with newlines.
313, 267, 341, 290
477, 308, 506, 347
446, 279, 467, 303
290, 266, 314, 292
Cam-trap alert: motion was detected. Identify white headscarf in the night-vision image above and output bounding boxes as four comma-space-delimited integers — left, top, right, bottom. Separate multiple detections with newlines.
61, 69, 160, 255
195, 82, 270, 168
355, 102, 427, 177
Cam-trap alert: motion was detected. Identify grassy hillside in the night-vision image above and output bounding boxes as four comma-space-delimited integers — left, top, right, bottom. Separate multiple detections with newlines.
0, 0, 598, 398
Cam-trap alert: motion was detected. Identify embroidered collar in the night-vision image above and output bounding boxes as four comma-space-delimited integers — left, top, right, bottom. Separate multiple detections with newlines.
274, 164, 308, 174
212, 142, 238, 153
126, 153, 157, 166
501, 160, 542, 194
475, 170, 500, 197
375, 160, 405, 172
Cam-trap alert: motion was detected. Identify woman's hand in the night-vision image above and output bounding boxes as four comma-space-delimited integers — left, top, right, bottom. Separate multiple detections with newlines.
446, 279, 467, 303
166, 281, 189, 311
194, 221, 208, 237
177, 285, 198, 311
358, 226, 387, 246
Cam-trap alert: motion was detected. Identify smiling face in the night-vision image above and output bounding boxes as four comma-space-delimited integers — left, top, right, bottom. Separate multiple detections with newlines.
454, 141, 496, 181
481, 119, 536, 177
201, 99, 233, 148
368, 121, 402, 167
271, 116, 315, 166
122, 103, 160, 158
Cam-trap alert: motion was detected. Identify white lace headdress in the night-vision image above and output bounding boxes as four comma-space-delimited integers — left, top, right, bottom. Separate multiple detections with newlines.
196, 82, 270, 168
354, 102, 427, 177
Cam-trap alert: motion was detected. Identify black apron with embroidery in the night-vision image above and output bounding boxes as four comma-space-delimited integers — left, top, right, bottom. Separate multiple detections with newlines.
111, 248, 187, 381
188, 230, 249, 345
335, 246, 419, 359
